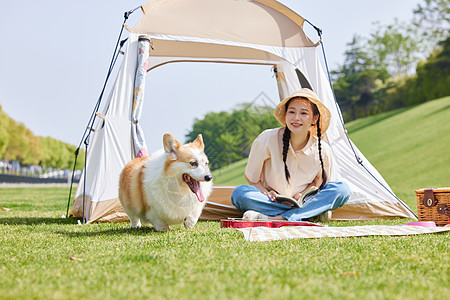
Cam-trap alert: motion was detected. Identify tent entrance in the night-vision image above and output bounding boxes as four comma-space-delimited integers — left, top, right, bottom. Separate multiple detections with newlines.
68, 0, 417, 223
140, 61, 281, 154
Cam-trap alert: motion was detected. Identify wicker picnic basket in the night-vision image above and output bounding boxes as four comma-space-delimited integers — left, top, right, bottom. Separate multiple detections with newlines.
415, 188, 450, 226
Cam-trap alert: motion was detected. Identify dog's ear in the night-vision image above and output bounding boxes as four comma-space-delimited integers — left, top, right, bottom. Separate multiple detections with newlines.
163, 133, 181, 160
192, 134, 204, 150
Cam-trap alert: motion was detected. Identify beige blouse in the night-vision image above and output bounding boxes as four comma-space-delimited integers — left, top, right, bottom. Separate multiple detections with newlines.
245, 128, 334, 197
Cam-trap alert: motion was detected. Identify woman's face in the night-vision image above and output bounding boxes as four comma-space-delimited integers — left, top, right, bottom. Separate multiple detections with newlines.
285, 98, 318, 135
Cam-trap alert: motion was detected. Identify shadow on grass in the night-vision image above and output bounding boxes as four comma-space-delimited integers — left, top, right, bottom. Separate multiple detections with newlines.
0, 215, 161, 236
0, 217, 77, 225
56, 226, 158, 237
345, 106, 414, 134
421, 103, 450, 119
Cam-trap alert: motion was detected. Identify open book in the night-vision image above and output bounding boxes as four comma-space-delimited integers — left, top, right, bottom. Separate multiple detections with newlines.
275, 186, 319, 208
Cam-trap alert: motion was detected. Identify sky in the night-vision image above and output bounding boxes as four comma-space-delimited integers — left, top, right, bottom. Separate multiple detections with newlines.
0, 0, 422, 153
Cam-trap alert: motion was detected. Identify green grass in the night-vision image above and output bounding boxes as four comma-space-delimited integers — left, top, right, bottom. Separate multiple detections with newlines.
213, 96, 450, 210
212, 158, 248, 185
1, 98, 450, 299
346, 96, 450, 203
0, 187, 449, 299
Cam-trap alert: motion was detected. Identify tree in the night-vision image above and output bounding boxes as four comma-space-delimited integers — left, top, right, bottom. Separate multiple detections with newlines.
341, 35, 373, 75
333, 35, 386, 120
412, 0, 450, 56
39, 137, 69, 169
3, 119, 41, 165
186, 104, 278, 170
368, 20, 421, 76
332, 0, 449, 118
0, 105, 9, 157
0, 108, 84, 170
377, 37, 450, 109
415, 37, 450, 101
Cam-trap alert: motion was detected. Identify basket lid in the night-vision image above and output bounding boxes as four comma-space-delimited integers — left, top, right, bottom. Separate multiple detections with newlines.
415, 187, 450, 193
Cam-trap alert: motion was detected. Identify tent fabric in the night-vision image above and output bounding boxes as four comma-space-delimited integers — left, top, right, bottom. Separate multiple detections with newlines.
144, 39, 283, 68
72, 0, 416, 223
130, 0, 314, 48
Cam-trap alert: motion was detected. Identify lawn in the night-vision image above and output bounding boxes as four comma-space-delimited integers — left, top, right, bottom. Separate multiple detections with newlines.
1, 97, 450, 299
346, 96, 450, 203
0, 187, 449, 300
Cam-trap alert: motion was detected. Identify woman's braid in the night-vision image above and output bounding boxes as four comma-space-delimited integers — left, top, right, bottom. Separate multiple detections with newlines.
282, 127, 291, 182
316, 113, 327, 189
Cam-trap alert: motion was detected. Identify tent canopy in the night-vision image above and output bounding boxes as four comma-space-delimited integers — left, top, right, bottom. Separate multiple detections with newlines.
130, 0, 315, 48
71, 0, 416, 223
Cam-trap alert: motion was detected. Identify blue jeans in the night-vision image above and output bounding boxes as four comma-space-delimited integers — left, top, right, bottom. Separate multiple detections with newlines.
231, 182, 351, 221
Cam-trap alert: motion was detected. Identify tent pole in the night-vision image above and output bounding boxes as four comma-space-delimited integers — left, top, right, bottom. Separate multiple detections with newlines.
65, 148, 79, 218
82, 137, 89, 224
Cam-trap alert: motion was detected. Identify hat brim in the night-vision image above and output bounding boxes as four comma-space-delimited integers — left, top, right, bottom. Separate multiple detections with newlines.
273, 88, 331, 136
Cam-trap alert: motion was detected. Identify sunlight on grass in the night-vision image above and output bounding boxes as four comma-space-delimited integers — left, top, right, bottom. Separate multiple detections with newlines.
212, 159, 248, 185
0, 187, 449, 299
348, 96, 450, 207
1, 98, 450, 299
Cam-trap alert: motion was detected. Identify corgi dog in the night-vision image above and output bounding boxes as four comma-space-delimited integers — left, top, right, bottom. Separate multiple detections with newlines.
119, 133, 213, 231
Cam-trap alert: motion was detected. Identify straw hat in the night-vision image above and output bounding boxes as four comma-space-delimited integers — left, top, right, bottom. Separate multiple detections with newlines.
273, 88, 331, 136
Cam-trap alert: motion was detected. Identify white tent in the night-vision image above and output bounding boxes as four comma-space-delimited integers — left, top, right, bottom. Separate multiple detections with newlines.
71, 0, 416, 223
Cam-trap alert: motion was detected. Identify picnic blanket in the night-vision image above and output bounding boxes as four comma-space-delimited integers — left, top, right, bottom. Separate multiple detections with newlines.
236, 225, 450, 242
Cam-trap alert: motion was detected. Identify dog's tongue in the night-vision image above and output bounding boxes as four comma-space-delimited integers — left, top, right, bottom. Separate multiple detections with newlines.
192, 179, 205, 202
183, 174, 205, 202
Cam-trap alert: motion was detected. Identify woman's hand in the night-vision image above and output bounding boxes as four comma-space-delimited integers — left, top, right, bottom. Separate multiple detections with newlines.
293, 193, 302, 201
263, 190, 278, 202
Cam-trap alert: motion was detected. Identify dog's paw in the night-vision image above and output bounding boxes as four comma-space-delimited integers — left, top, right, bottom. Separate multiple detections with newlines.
154, 224, 170, 232
184, 218, 197, 229
130, 219, 142, 228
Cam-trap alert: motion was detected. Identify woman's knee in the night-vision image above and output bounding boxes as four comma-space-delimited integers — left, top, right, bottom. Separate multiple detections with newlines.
325, 182, 351, 197
231, 185, 251, 207
334, 181, 351, 207
337, 182, 351, 199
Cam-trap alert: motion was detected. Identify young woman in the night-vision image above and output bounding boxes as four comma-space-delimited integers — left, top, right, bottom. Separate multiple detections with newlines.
231, 88, 350, 222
